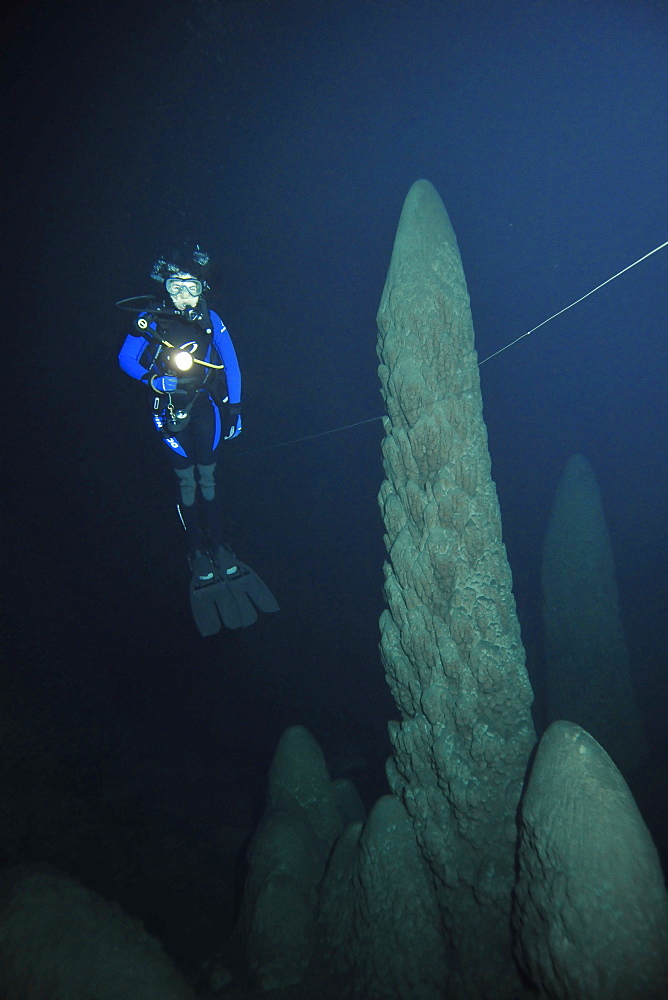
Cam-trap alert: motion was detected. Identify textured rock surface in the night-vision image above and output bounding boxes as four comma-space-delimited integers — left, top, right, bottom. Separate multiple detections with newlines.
542, 453, 647, 774
313, 794, 447, 1000
0, 864, 194, 1000
514, 720, 668, 999
227, 182, 665, 1000
238, 726, 364, 992
238, 729, 447, 1000
376, 179, 535, 997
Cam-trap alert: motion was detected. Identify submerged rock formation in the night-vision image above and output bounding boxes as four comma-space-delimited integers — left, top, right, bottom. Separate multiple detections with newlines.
514, 720, 668, 999
232, 727, 447, 999
227, 181, 667, 1000
0, 865, 194, 1000
235, 180, 536, 999
542, 453, 647, 774
233, 726, 366, 993
315, 793, 447, 1000
376, 178, 535, 996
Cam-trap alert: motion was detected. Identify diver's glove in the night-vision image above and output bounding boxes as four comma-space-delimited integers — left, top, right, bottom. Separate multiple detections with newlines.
152, 375, 179, 393
225, 405, 242, 440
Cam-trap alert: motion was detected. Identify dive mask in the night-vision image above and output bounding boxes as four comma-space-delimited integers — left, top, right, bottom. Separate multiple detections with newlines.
165, 277, 203, 298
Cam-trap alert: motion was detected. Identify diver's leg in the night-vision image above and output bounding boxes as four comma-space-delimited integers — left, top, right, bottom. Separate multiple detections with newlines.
167, 423, 205, 557
159, 420, 197, 510
197, 462, 217, 500
197, 463, 223, 547
173, 465, 204, 558
193, 402, 225, 549
175, 465, 196, 506
156, 417, 213, 582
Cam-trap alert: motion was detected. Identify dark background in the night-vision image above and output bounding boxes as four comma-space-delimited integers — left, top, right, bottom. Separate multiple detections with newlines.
3, 0, 667, 976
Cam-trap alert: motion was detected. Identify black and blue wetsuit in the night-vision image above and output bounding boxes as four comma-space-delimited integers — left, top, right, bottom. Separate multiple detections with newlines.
118, 301, 241, 469
118, 300, 242, 554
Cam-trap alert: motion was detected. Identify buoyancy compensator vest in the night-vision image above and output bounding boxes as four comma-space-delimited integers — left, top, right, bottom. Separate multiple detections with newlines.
135, 299, 229, 435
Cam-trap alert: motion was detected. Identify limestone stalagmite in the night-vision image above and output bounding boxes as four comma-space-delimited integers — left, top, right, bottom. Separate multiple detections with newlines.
237, 726, 361, 992
0, 865, 195, 1000
315, 795, 448, 1000
228, 181, 665, 1000
235, 727, 448, 1000
514, 721, 668, 999
542, 453, 647, 774
376, 179, 535, 997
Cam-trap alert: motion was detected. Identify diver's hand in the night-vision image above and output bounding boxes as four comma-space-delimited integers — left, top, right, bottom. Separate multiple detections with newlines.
153, 375, 179, 393
225, 410, 242, 440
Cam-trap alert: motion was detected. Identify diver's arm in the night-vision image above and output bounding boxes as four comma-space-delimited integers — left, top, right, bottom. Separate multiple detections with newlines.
210, 311, 241, 405
118, 331, 152, 382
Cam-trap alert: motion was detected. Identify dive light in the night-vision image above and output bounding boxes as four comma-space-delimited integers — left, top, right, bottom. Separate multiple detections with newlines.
171, 348, 196, 372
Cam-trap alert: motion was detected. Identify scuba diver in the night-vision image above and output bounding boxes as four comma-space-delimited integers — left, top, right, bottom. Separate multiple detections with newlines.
117, 244, 278, 634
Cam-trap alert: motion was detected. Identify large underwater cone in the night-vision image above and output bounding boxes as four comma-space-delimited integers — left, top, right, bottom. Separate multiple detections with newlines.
377, 179, 535, 998
542, 453, 648, 775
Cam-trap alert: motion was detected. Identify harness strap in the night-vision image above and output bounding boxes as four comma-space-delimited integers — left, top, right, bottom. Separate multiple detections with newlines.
157, 335, 225, 370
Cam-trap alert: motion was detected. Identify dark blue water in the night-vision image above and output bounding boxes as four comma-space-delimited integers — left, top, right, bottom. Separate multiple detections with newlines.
4, 0, 667, 970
